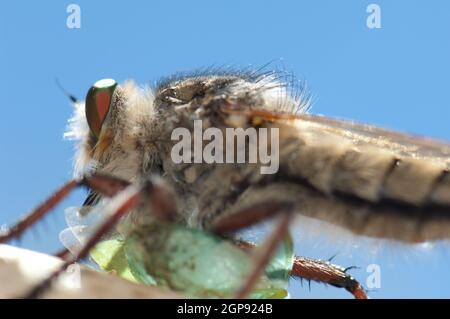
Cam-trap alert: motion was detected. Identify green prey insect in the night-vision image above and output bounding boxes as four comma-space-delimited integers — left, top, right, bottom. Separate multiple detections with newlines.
59, 182, 296, 299
90, 224, 294, 298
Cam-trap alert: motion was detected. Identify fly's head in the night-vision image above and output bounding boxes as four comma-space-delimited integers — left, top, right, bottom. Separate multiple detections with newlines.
66, 79, 159, 181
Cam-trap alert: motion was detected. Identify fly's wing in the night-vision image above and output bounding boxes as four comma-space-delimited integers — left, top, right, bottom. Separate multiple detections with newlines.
267, 113, 450, 242
275, 113, 450, 205
59, 197, 116, 254
59, 206, 104, 254
296, 114, 450, 162
200, 109, 450, 243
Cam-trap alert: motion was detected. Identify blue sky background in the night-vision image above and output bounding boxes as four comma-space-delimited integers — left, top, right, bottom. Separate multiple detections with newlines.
1, 1, 449, 298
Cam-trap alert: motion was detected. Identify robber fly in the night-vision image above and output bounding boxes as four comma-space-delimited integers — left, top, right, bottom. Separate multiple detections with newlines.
1, 68, 449, 299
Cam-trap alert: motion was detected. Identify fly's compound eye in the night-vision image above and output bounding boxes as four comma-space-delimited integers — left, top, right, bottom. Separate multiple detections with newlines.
85, 78, 117, 138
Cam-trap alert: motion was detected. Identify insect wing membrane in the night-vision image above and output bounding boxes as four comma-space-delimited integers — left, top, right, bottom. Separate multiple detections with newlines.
243, 112, 450, 242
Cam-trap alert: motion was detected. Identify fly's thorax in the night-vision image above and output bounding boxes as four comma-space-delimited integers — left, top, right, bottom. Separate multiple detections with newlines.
146, 73, 305, 224
154, 73, 305, 115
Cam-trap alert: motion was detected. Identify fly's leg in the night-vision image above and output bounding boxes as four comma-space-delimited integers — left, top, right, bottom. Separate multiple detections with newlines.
24, 177, 177, 299
0, 181, 79, 243
208, 202, 294, 299
53, 248, 71, 259
291, 256, 367, 299
210, 202, 293, 235
235, 240, 367, 299
234, 212, 293, 299
0, 174, 131, 245
25, 185, 141, 299
210, 203, 367, 299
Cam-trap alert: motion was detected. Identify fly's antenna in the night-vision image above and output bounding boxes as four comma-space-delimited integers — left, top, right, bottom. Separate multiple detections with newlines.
55, 78, 79, 103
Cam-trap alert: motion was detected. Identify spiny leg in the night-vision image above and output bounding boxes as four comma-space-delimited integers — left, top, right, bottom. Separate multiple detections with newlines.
235, 240, 367, 299
208, 202, 294, 299
291, 256, 367, 299
234, 212, 293, 299
0, 174, 132, 245
0, 181, 79, 243
5, 174, 366, 299
25, 186, 141, 298
24, 177, 176, 299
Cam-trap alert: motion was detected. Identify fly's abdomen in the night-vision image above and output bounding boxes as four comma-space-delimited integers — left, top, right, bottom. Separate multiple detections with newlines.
195, 119, 450, 243
279, 120, 450, 207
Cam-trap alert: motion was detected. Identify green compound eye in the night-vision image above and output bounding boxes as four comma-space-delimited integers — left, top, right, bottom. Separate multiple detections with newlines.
85, 78, 117, 138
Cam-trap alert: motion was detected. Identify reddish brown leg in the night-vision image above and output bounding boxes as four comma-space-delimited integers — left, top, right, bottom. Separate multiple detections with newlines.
25, 185, 142, 299
24, 178, 177, 299
207, 202, 294, 298
210, 201, 293, 235
291, 256, 367, 299
0, 180, 79, 243
235, 240, 367, 299
53, 248, 71, 259
234, 212, 293, 299
0, 174, 131, 245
